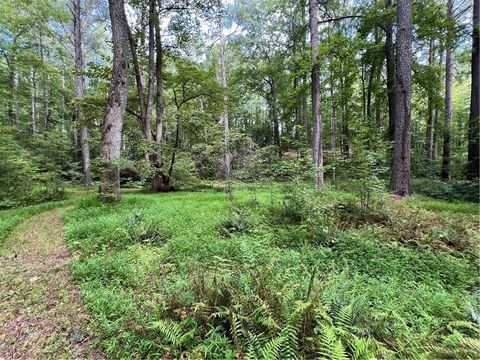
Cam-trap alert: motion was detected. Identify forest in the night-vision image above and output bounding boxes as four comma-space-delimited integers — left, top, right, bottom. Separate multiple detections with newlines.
0, 0, 479, 358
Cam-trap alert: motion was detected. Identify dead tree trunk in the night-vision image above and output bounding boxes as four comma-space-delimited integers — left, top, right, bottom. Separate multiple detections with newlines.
99, 0, 130, 200
309, 0, 324, 189
73, 0, 92, 186
390, 0, 413, 196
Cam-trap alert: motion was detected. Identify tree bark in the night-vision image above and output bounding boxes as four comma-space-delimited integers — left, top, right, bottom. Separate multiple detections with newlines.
219, 17, 231, 185
426, 39, 435, 164
99, 0, 130, 200
309, 0, 324, 189
467, 0, 479, 179
73, 0, 92, 186
441, 0, 453, 181
31, 68, 37, 135
149, 0, 169, 191
390, 0, 413, 196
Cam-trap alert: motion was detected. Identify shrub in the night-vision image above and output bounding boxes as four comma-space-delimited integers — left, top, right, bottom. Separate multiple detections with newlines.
412, 178, 480, 203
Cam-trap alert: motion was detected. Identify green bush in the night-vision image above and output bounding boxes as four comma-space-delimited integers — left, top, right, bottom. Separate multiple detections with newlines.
413, 178, 479, 203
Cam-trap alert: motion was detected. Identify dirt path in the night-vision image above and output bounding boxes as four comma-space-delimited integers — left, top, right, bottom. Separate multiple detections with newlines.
0, 208, 103, 360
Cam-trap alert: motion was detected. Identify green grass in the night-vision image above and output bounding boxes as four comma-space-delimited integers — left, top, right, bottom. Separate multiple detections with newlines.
0, 199, 74, 243
62, 185, 480, 359
406, 195, 479, 215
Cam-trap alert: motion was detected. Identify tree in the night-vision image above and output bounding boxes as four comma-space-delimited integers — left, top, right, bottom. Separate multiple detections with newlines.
219, 15, 231, 186
98, 0, 129, 200
441, 0, 454, 181
73, 0, 92, 186
309, 0, 323, 189
385, 0, 396, 144
390, 0, 413, 196
467, 0, 479, 179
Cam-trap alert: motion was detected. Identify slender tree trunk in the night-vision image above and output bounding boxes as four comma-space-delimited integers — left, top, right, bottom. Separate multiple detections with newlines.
150, 0, 169, 191
270, 79, 281, 151
385, 0, 396, 143
219, 17, 231, 185
128, 0, 155, 161
467, 0, 479, 179
426, 39, 435, 164
309, 0, 324, 189
73, 0, 92, 186
441, 0, 453, 181
390, 0, 413, 196
330, 80, 336, 183
433, 50, 444, 161
31, 68, 37, 135
99, 0, 130, 200
144, 0, 155, 144
340, 74, 349, 157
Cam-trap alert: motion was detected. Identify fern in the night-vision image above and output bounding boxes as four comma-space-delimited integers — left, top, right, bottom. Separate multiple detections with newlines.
427, 337, 480, 359
260, 335, 285, 360
149, 319, 195, 349
318, 325, 349, 360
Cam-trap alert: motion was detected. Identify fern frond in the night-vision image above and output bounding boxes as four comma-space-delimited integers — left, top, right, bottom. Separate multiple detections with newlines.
318, 325, 349, 360
149, 319, 185, 347
260, 335, 284, 360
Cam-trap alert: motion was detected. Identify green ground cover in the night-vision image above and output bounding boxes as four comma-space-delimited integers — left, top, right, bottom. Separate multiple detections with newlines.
62, 183, 479, 359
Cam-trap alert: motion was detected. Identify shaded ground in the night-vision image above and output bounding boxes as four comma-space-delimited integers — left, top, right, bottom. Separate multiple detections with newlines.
0, 207, 103, 359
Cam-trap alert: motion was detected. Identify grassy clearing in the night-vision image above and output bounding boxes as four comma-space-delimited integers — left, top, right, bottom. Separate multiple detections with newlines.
63, 183, 479, 359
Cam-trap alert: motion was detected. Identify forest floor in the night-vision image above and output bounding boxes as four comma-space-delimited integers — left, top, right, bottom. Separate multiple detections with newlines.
0, 207, 103, 360
0, 183, 478, 359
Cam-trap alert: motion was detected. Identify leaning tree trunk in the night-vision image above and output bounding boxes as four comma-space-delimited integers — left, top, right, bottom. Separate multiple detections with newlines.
390, 0, 413, 196
99, 0, 129, 200
309, 0, 324, 189
467, 0, 479, 179
73, 0, 92, 186
441, 0, 454, 181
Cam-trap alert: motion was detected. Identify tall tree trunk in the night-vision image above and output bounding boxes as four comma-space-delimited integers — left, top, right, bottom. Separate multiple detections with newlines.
330, 79, 336, 183
270, 79, 281, 151
144, 0, 155, 143
309, 0, 324, 189
31, 68, 37, 134
128, 0, 155, 160
433, 50, 444, 161
467, 0, 479, 179
426, 39, 435, 164
385, 0, 396, 143
73, 0, 92, 186
150, 0, 168, 191
390, 0, 413, 196
99, 0, 129, 200
441, 0, 453, 181
219, 17, 231, 185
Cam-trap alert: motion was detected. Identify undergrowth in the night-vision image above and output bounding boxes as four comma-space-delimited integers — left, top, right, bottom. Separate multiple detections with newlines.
62, 183, 479, 359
